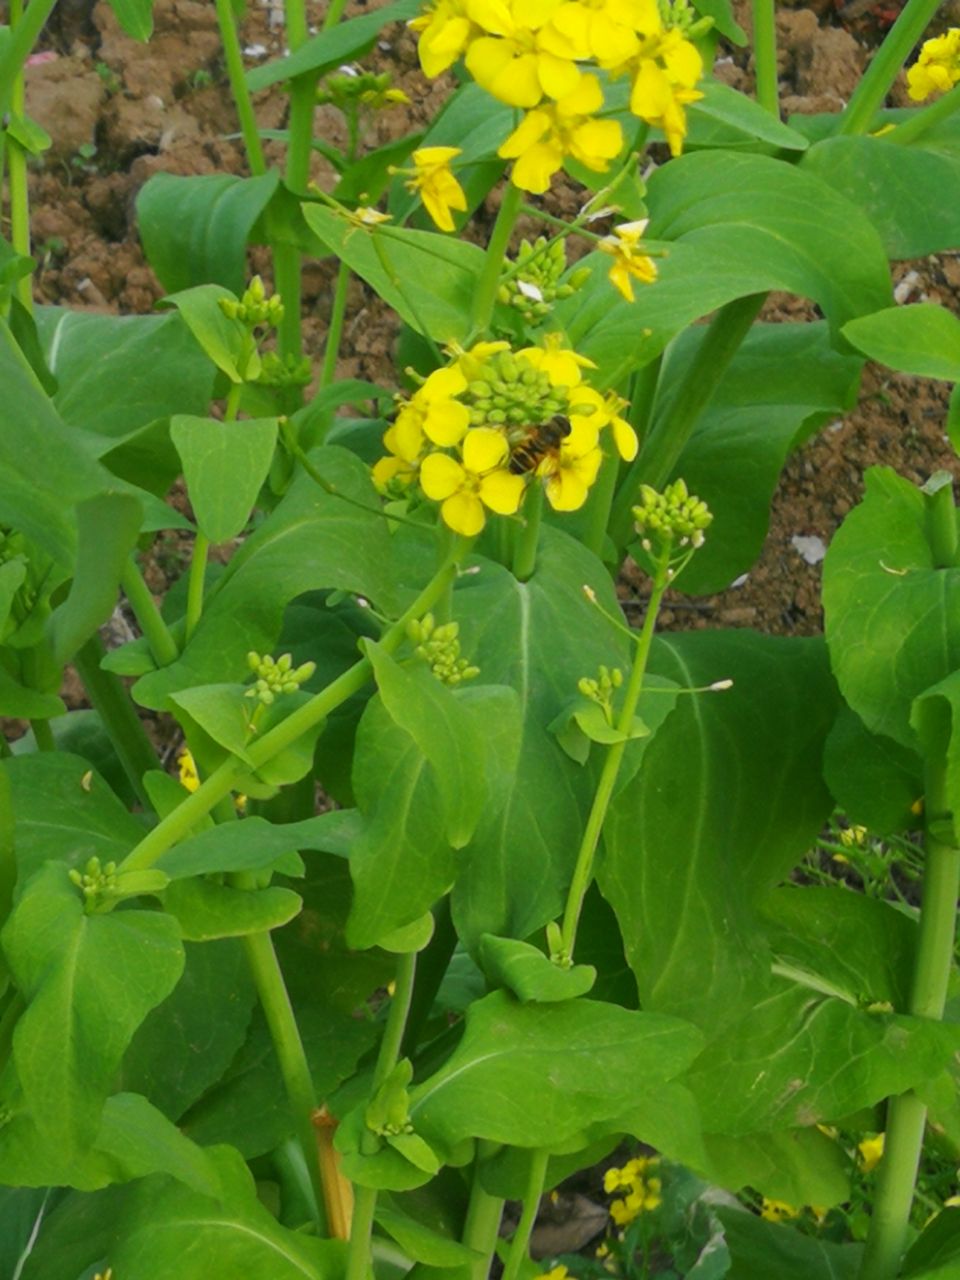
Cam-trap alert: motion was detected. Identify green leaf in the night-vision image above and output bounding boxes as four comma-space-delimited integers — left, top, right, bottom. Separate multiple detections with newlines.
169, 683, 253, 763
2, 752, 145, 884
379, 912, 435, 954
842, 304, 960, 381
109, 1146, 347, 1278
120, 939, 255, 1120
36, 307, 215, 444
902, 1206, 960, 1278
374, 1203, 480, 1267
48, 492, 143, 665
912, 670, 960, 836
1, 862, 184, 1162
138, 172, 281, 294
692, 0, 746, 41
161, 283, 260, 384
171, 414, 278, 544
93, 1092, 221, 1198
0, 669, 65, 720
703, 1127, 850, 1208
300, 205, 484, 343
823, 705, 923, 835
164, 879, 302, 941
478, 934, 596, 1002
246, 0, 419, 89
105, 0, 154, 39
689, 81, 809, 150
16, 1185, 130, 1280
600, 631, 837, 1033
132, 449, 397, 708
823, 467, 960, 750
156, 814, 337, 879
719, 1206, 862, 1279
5, 111, 51, 154
686, 982, 960, 1135
409, 990, 703, 1150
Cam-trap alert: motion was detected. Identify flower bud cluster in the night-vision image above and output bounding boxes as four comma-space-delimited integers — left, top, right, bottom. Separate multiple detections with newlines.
245, 651, 317, 704
219, 276, 284, 331
461, 350, 567, 429
69, 855, 118, 902
497, 237, 591, 324
633, 479, 712, 549
407, 613, 479, 686
317, 66, 409, 110
257, 351, 313, 388
578, 664, 623, 723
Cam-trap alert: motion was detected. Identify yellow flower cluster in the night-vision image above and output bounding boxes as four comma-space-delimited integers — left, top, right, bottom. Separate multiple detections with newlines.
373, 339, 638, 536
907, 29, 960, 101
603, 1155, 662, 1225
410, 0, 704, 191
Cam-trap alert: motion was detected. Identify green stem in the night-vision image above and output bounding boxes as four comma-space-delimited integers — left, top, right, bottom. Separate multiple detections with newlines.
752, 0, 779, 116
120, 556, 179, 667
345, 952, 418, 1280
225, 380, 242, 421
322, 0, 348, 29
213, 0, 267, 176
401, 898, 457, 1056
119, 548, 464, 873
73, 636, 157, 810
242, 929, 327, 1229
29, 717, 55, 752
837, 0, 944, 135
513, 482, 544, 583
471, 182, 523, 336
184, 532, 210, 644
923, 472, 959, 568
321, 260, 351, 387
462, 1144, 506, 1280
0, 0, 59, 114
501, 1150, 549, 1280
609, 294, 765, 549
559, 546, 671, 958
857, 765, 960, 1280
887, 81, 960, 146
7, 0, 32, 312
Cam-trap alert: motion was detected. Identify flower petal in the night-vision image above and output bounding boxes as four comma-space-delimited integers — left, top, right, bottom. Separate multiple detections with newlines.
420, 451, 466, 500
510, 139, 564, 192
536, 51, 582, 100
463, 425, 509, 472
423, 398, 471, 446
480, 469, 527, 514
442, 491, 486, 536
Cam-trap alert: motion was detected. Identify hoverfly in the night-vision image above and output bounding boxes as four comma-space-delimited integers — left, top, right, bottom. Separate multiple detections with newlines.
507, 414, 572, 475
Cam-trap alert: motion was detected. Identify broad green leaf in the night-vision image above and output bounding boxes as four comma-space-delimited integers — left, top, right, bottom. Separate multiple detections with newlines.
560, 152, 890, 386
2, 753, 145, 884
689, 81, 809, 150
138, 172, 280, 294
120, 939, 255, 1120
48, 492, 142, 665
692, 0, 745, 41
823, 705, 923, 835
2, 863, 183, 1161
105, 0, 153, 39
702, 1127, 850, 1208
93, 1092, 221, 1198
164, 879, 302, 941
336, 1104, 438, 1192
902, 1206, 960, 1278
374, 1203, 480, 1267
365, 643, 487, 848
171, 414, 278, 544
17, 1185, 130, 1280
802, 132, 960, 259
600, 631, 837, 1032
169, 684, 253, 763
823, 467, 960, 750
686, 982, 960, 1135
760, 886, 916, 1010
161, 283, 260, 384
108, 1146, 347, 1278
478, 934, 596, 1002
379, 912, 435, 954
719, 1207, 862, 1279
842, 304, 960, 381
247, 0, 419, 89
301, 205, 484, 343
156, 814, 337, 879
0, 669, 65, 720
132, 449, 396, 708
36, 308, 214, 442
409, 990, 703, 1149
0, 1186, 50, 1280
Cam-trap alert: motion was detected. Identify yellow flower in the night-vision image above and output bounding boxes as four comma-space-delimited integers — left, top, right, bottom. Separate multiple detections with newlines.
628, 30, 703, 156
177, 747, 200, 793
411, 0, 481, 77
465, 0, 580, 108
372, 425, 420, 492
859, 1133, 885, 1174
572, 387, 639, 460
446, 338, 511, 381
907, 29, 960, 101
393, 366, 471, 460
760, 1199, 799, 1223
539, 418, 603, 511
545, 0, 661, 64
420, 427, 526, 535
519, 332, 597, 388
542, 1267, 571, 1280
350, 205, 392, 227
599, 219, 658, 302
406, 147, 468, 232
498, 74, 623, 193
839, 823, 868, 847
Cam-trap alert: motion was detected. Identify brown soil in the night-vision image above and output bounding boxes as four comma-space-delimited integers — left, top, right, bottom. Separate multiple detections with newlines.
8, 0, 960, 642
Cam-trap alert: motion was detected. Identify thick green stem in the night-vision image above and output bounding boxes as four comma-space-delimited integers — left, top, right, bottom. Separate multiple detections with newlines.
501, 1150, 549, 1280
73, 636, 157, 810
321, 260, 351, 387
752, 0, 780, 116
121, 556, 179, 667
119, 549, 464, 872
462, 1144, 506, 1280
214, 0, 267, 176
559, 547, 671, 958
471, 182, 523, 335
888, 81, 960, 146
513, 482, 544, 583
28, 718, 54, 751
838, 0, 944, 135
242, 929, 327, 1229
345, 952, 418, 1280
0, 0, 59, 113
7, 0, 32, 312
857, 764, 960, 1280
184, 532, 210, 644
609, 294, 765, 548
